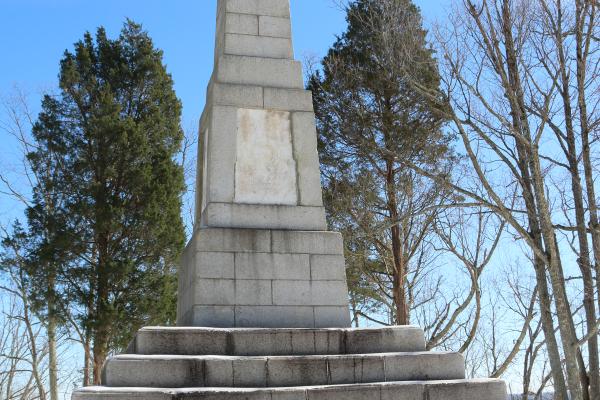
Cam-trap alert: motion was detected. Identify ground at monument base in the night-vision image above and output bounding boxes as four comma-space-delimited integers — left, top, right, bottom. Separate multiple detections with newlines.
72, 326, 507, 400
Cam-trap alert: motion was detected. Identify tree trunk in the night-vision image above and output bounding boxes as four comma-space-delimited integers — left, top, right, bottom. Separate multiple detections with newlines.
386, 159, 407, 325
498, 2, 583, 396
552, 2, 599, 396
47, 275, 59, 400
83, 334, 91, 386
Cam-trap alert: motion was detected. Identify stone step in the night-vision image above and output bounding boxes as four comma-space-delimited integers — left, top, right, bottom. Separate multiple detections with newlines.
127, 326, 426, 356
103, 352, 464, 388
74, 378, 507, 400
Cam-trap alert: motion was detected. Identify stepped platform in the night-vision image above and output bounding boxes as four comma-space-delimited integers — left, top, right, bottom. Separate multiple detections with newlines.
72, 326, 506, 400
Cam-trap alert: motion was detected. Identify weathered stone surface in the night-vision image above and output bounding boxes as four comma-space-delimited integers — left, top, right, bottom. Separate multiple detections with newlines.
102, 352, 465, 388
271, 231, 344, 255
224, 33, 293, 59
195, 252, 235, 279
235, 280, 273, 306
207, 106, 237, 203
128, 326, 427, 356
314, 307, 352, 328
73, 379, 507, 400
209, 83, 263, 108
225, 13, 259, 36
264, 88, 314, 112
291, 112, 324, 206
188, 228, 272, 253
272, 281, 349, 306
310, 255, 346, 281
235, 253, 310, 280
179, 228, 349, 328
216, 55, 304, 88
183, 305, 236, 328
225, 0, 291, 18
203, 203, 327, 231
234, 306, 315, 328
234, 108, 297, 205
259, 16, 292, 38
194, 279, 235, 305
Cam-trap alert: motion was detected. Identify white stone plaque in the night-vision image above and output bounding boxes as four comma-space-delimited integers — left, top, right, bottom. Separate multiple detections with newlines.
234, 108, 298, 205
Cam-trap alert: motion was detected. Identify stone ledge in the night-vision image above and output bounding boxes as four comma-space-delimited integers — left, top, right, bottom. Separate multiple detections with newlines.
215, 55, 304, 88
202, 203, 327, 231
129, 326, 427, 356
224, 33, 293, 59
102, 352, 466, 388
225, 0, 291, 18
73, 379, 507, 400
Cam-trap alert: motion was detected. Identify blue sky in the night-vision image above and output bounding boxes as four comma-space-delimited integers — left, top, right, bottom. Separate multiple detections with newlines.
0, 0, 451, 228
0, 0, 450, 134
0, 2, 539, 394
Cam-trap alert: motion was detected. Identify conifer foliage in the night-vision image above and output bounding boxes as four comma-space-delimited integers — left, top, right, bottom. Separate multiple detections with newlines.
25, 20, 185, 384
309, 0, 454, 325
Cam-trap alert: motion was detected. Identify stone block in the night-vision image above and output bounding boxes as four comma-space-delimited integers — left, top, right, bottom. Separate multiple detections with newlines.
307, 385, 381, 400
226, 0, 291, 18
271, 281, 309, 305
216, 55, 304, 88
129, 326, 429, 357
230, 330, 293, 356
133, 327, 228, 356
71, 380, 508, 400
272, 281, 348, 306
314, 307, 351, 328
427, 379, 507, 400
103, 357, 203, 388
225, 13, 259, 35
235, 253, 310, 280
271, 231, 344, 255
354, 356, 386, 384
235, 280, 273, 305
209, 83, 263, 108
203, 203, 327, 231
235, 306, 315, 328
313, 330, 344, 355
233, 358, 267, 387
344, 326, 426, 353
271, 390, 306, 400
310, 255, 346, 281
194, 279, 235, 305
264, 88, 314, 112
380, 383, 425, 400
72, 387, 171, 400
205, 358, 234, 387
207, 106, 237, 203
267, 357, 328, 387
195, 252, 235, 279
259, 16, 292, 38
384, 352, 465, 381
292, 112, 324, 206
189, 306, 235, 328
233, 108, 298, 205
191, 228, 271, 253
327, 356, 358, 385
224, 33, 293, 59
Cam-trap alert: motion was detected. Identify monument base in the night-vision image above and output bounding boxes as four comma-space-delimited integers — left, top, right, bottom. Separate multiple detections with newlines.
73, 326, 507, 400
177, 227, 351, 328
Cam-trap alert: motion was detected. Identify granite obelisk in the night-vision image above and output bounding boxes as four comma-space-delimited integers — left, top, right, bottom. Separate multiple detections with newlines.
177, 0, 351, 328
72, 2, 507, 399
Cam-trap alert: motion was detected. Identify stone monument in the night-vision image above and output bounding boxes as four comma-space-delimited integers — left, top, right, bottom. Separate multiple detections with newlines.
73, 1, 507, 398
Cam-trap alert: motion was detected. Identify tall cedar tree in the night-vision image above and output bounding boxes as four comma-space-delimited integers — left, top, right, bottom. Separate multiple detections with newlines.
29, 21, 185, 384
309, 0, 453, 325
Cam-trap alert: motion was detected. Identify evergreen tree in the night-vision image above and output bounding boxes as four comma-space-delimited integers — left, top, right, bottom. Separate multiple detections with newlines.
309, 0, 453, 325
29, 20, 185, 384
